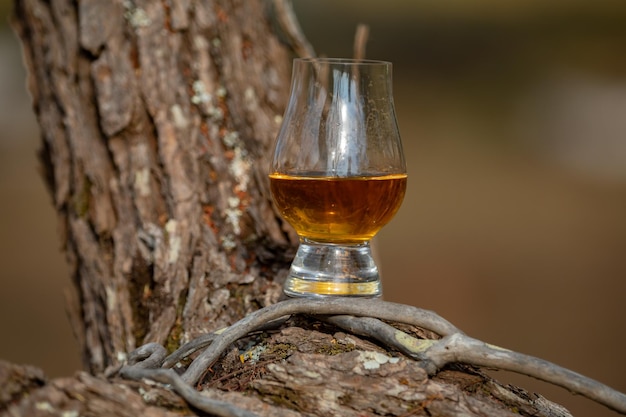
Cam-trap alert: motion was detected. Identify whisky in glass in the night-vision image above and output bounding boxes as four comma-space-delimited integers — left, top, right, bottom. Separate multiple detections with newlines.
270, 58, 407, 298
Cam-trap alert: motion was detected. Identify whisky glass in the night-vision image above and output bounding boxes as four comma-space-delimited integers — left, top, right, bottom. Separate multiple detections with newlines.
269, 58, 407, 298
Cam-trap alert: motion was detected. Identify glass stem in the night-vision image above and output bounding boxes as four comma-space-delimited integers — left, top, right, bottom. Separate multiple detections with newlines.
283, 238, 382, 298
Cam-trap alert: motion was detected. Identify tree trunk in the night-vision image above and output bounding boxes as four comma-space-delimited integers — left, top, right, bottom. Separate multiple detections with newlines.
13, 0, 297, 375
5, 1, 575, 416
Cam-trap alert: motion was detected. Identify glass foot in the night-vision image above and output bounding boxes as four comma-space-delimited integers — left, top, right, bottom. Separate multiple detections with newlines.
283, 239, 382, 298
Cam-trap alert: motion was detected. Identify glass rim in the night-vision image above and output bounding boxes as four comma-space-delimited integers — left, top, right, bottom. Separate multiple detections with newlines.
294, 57, 392, 66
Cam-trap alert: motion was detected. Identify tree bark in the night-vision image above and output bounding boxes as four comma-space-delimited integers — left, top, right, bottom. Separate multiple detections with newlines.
13, 0, 297, 375
6, 1, 575, 416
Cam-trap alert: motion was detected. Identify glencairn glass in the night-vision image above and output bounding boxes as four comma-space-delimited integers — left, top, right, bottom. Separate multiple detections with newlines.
269, 58, 407, 297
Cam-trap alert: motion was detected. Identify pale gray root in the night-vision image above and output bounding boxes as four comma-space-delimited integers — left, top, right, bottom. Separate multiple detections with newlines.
120, 299, 626, 416
323, 314, 437, 360
161, 316, 290, 369
127, 343, 168, 369
181, 298, 461, 385
421, 333, 626, 415
324, 314, 626, 415
119, 364, 259, 417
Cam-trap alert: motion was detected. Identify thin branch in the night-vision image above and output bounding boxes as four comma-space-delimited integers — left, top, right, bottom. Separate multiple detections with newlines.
353, 24, 369, 61
272, 0, 315, 58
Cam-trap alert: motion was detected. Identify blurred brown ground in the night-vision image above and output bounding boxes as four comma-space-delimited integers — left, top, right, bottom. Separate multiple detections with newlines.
1, 1, 625, 416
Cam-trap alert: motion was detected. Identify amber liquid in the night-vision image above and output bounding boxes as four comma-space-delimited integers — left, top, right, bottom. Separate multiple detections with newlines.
269, 173, 407, 244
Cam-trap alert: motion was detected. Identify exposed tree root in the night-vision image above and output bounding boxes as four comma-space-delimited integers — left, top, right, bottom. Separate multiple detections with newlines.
119, 298, 626, 417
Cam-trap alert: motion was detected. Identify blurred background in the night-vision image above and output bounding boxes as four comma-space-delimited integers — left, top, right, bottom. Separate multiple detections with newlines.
1, 1, 625, 416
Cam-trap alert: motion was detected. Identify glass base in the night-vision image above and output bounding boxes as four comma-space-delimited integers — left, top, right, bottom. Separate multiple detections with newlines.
283, 239, 382, 298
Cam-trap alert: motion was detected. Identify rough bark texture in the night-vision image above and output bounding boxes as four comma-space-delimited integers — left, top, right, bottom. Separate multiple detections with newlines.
7, 1, 571, 416
1, 319, 572, 417
13, 0, 296, 374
